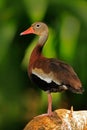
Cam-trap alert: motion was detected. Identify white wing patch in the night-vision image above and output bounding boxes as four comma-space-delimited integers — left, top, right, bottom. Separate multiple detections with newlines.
62, 85, 68, 90
32, 68, 61, 85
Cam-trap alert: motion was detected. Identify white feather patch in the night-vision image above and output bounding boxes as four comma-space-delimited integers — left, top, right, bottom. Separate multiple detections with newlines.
32, 68, 61, 85
62, 85, 68, 90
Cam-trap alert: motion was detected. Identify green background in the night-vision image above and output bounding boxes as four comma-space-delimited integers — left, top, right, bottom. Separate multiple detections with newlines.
0, 0, 87, 129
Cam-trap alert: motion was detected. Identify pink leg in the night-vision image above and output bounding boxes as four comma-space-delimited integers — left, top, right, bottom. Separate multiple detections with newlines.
34, 92, 53, 118
47, 92, 53, 116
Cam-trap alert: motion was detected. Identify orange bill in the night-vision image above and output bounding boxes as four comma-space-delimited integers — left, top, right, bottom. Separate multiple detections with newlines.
20, 27, 34, 35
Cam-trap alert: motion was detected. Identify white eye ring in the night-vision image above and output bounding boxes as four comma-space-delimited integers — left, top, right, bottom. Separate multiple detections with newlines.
36, 24, 40, 28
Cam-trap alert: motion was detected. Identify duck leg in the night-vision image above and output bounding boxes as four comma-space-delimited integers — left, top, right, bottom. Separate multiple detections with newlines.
34, 92, 53, 118
47, 92, 53, 116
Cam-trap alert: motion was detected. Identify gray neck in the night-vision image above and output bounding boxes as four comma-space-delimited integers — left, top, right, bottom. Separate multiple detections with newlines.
38, 32, 48, 45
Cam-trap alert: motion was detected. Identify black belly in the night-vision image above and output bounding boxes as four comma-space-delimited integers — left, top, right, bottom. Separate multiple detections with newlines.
30, 74, 65, 93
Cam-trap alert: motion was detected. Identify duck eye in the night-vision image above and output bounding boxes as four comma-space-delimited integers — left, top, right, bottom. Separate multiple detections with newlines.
36, 24, 40, 28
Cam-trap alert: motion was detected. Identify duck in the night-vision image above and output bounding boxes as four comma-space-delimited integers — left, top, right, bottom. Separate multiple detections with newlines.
20, 22, 83, 116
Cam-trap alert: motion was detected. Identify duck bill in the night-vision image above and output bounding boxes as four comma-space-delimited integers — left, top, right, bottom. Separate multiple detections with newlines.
20, 27, 34, 36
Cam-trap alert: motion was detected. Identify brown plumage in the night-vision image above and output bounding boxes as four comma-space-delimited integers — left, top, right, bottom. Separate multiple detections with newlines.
20, 22, 83, 116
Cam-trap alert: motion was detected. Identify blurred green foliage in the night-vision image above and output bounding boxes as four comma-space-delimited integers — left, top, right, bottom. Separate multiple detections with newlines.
0, 0, 87, 129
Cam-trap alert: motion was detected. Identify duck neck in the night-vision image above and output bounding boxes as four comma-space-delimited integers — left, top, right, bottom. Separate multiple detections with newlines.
38, 32, 48, 46
29, 33, 48, 69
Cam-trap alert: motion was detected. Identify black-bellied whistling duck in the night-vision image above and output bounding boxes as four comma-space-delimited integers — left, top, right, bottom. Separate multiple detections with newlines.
20, 22, 83, 116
